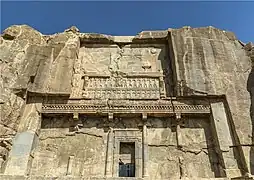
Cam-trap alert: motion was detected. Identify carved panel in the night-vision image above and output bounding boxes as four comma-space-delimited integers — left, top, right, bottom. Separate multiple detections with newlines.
82, 77, 160, 99
78, 43, 169, 99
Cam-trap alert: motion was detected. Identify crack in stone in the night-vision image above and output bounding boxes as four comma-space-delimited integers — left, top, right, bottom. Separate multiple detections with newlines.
0, 122, 17, 132
40, 136, 66, 141
148, 144, 176, 147
178, 148, 208, 155
74, 131, 103, 138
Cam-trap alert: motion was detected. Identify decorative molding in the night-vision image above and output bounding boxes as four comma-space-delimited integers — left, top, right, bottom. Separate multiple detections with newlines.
42, 100, 210, 114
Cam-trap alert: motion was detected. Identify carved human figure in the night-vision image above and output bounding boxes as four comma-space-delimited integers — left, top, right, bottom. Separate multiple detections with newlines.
139, 79, 143, 88
142, 91, 146, 98
104, 78, 108, 88
87, 79, 91, 88
144, 80, 147, 88
99, 79, 103, 88
123, 82, 127, 89
153, 80, 158, 89
117, 90, 120, 98
129, 79, 133, 88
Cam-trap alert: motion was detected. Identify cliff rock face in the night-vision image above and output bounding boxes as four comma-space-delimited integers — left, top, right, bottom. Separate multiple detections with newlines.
0, 25, 253, 179
0, 25, 79, 172
169, 27, 253, 174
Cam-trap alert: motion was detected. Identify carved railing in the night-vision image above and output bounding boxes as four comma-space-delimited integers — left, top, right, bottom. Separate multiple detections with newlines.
82, 72, 166, 99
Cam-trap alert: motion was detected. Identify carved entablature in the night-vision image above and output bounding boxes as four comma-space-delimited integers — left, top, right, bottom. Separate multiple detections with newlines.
41, 99, 210, 115
82, 72, 166, 99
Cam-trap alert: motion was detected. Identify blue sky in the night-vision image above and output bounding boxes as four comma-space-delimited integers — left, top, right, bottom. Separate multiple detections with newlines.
1, 1, 254, 42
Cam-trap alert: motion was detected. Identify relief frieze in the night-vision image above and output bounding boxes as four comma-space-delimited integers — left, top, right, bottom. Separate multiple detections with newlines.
82, 76, 161, 99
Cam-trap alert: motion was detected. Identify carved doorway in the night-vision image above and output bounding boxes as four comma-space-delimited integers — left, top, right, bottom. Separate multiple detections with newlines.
113, 129, 142, 178
119, 142, 135, 177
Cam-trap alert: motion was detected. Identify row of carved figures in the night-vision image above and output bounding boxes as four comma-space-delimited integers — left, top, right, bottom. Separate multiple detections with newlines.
82, 89, 160, 99
84, 77, 160, 89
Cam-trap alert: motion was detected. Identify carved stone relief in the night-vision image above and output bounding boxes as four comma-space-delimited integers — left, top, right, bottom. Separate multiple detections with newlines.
77, 43, 169, 100
82, 76, 160, 99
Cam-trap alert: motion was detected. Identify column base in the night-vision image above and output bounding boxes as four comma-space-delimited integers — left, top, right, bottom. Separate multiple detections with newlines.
232, 176, 254, 180
224, 168, 242, 178
142, 175, 149, 180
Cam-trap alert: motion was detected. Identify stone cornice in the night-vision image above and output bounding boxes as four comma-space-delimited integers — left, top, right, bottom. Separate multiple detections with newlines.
41, 99, 210, 115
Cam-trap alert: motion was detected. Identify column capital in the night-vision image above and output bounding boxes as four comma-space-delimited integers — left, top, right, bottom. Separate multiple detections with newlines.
142, 113, 147, 121
176, 113, 181, 120
108, 113, 113, 121
73, 112, 79, 120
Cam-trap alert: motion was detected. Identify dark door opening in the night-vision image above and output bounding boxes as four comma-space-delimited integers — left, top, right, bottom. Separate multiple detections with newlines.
119, 142, 135, 177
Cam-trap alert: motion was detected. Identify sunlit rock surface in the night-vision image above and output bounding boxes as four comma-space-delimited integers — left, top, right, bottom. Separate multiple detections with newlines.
0, 25, 253, 179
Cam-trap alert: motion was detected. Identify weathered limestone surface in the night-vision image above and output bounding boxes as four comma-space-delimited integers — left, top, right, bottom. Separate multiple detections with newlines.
147, 117, 220, 179
4, 103, 41, 175
0, 25, 45, 173
246, 43, 254, 175
169, 26, 253, 173
0, 25, 253, 179
0, 25, 80, 173
31, 116, 107, 177
170, 27, 251, 141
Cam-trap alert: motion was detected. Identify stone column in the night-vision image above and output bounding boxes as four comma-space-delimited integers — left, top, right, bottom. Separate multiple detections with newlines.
105, 128, 114, 177
175, 113, 183, 147
4, 103, 42, 175
135, 139, 143, 178
105, 113, 114, 177
142, 113, 149, 178
113, 139, 120, 177
210, 100, 242, 178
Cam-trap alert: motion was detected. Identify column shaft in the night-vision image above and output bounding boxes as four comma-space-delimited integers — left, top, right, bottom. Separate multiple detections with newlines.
105, 128, 113, 177
143, 123, 149, 177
